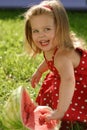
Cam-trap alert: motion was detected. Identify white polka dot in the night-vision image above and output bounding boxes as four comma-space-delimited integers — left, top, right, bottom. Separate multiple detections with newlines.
57, 100, 59, 103
66, 114, 69, 117
81, 91, 84, 94
54, 87, 57, 90
50, 100, 52, 103
54, 82, 57, 85
83, 54, 86, 57
44, 98, 46, 101
50, 91, 52, 93
39, 94, 41, 96
78, 97, 81, 100
84, 85, 87, 88
55, 93, 58, 96
75, 103, 78, 106
75, 70, 77, 73
44, 82, 47, 85
79, 77, 83, 80
84, 119, 87, 122
71, 108, 76, 111
81, 67, 84, 70
79, 111, 82, 114
76, 82, 80, 85
84, 99, 87, 102
82, 61, 85, 64
77, 116, 80, 119
47, 94, 49, 97
81, 106, 85, 109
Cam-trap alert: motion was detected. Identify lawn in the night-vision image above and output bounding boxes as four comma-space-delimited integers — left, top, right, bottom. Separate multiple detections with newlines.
0, 9, 87, 130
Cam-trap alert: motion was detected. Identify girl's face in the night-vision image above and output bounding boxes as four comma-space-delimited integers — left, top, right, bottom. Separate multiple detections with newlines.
30, 14, 57, 52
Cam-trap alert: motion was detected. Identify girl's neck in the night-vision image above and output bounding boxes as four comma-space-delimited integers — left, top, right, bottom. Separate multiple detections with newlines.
44, 46, 58, 60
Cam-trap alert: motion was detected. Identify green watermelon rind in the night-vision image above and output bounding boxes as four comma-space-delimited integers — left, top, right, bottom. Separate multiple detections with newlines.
1, 86, 29, 130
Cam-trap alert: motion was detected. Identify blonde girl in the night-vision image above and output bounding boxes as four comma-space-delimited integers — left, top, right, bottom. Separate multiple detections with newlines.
24, 0, 87, 129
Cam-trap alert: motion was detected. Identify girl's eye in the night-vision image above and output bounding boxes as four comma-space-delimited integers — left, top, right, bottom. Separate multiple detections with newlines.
32, 30, 39, 33
44, 28, 51, 32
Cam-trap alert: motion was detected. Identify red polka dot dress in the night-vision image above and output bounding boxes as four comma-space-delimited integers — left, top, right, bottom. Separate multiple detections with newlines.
36, 48, 87, 129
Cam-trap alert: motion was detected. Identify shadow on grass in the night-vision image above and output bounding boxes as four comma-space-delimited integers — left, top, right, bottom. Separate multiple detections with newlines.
68, 11, 87, 42
0, 8, 26, 20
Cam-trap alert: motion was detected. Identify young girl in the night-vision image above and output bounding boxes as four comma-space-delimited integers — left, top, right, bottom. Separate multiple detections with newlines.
24, 0, 87, 129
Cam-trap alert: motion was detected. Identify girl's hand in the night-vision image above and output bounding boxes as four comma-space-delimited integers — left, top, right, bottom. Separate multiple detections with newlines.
31, 70, 42, 88
45, 109, 64, 121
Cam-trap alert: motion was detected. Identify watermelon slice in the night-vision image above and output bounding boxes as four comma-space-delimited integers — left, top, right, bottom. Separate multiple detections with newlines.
21, 86, 36, 130
21, 88, 61, 130
1, 86, 61, 130
1, 86, 29, 130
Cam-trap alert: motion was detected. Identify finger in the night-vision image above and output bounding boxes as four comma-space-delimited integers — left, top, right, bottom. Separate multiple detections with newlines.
31, 79, 36, 88
45, 115, 52, 122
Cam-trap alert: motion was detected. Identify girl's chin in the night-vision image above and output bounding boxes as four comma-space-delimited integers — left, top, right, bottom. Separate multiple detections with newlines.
41, 48, 51, 52
40, 46, 52, 51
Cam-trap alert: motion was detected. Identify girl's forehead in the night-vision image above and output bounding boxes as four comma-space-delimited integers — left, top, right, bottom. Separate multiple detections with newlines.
30, 14, 54, 24
30, 15, 55, 28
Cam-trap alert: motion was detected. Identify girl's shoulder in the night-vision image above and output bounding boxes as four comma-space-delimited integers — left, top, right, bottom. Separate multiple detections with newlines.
54, 47, 85, 69
54, 48, 74, 60
54, 48, 74, 67
55, 47, 87, 59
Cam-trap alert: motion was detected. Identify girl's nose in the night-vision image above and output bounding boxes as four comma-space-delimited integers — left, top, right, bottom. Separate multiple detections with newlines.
39, 31, 45, 38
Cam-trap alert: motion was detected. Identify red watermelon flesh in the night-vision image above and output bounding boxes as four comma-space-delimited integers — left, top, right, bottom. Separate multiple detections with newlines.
21, 87, 36, 130
21, 87, 60, 130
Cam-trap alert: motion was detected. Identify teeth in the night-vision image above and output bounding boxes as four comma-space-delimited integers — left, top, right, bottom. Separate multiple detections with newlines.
41, 42, 48, 45
41, 41, 47, 43
40, 40, 49, 45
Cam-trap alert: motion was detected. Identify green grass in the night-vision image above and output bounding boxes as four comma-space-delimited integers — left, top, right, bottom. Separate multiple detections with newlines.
0, 9, 43, 130
0, 9, 87, 130
68, 11, 87, 41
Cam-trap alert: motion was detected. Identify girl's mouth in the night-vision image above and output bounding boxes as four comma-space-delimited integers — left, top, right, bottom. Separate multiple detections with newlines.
40, 40, 49, 47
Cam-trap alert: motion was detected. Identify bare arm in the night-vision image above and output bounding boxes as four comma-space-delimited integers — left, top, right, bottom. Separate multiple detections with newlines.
46, 54, 75, 120
31, 60, 48, 88
37, 60, 48, 74
56, 56, 75, 116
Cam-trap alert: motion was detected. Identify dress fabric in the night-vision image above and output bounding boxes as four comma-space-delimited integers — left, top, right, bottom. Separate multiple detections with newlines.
36, 48, 87, 130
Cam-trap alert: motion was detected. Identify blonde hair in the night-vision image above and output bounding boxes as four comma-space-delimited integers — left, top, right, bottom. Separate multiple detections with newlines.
24, 0, 75, 56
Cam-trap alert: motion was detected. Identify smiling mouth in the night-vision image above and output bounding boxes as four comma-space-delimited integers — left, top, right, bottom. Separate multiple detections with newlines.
40, 40, 49, 46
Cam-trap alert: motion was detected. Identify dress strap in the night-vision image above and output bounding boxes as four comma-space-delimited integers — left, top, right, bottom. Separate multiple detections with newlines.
52, 47, 58, 60
44, 47, 58, 62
